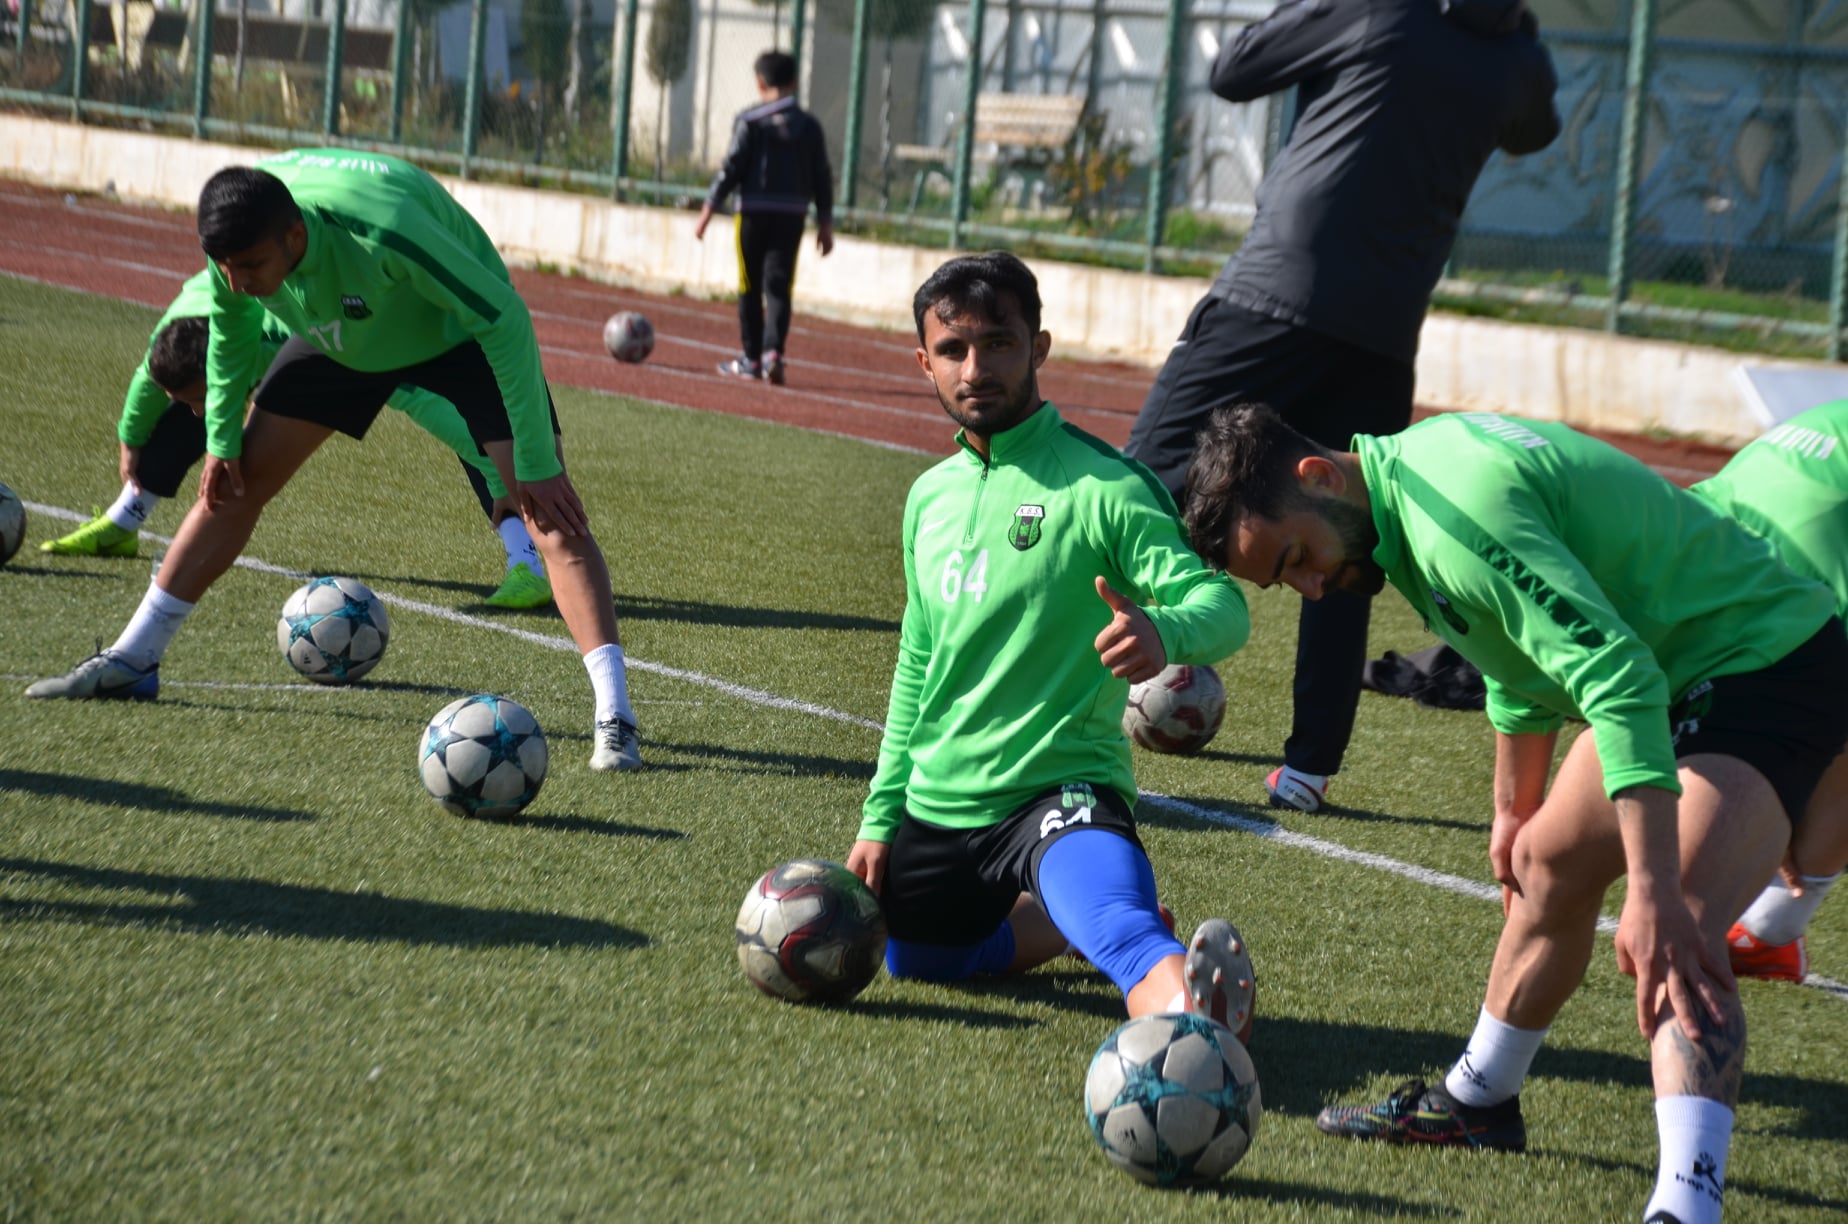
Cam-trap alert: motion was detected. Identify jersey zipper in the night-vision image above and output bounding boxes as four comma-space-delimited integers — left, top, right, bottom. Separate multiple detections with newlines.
964, 460, 990, 544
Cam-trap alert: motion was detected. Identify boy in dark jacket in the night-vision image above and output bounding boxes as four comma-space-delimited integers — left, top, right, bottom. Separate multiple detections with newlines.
696, 50, 835, 386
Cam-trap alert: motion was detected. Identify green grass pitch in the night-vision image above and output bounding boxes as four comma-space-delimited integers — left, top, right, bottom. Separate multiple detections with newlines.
1, 274, 1844, 1220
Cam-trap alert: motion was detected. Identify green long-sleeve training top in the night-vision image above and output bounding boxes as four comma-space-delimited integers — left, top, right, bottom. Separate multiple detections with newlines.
859, 403, 1251, 842
203, 149, 556, 482
1692, 398, 1848, 619
1357, 412, 1834, 798
124, 269, 504, 496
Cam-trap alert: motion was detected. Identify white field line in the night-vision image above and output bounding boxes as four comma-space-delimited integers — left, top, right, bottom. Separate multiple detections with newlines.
22, 501, 884, 732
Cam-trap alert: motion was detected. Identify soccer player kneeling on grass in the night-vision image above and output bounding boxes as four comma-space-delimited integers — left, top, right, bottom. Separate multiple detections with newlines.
1690, 396, 1848, 985
1183, 403, 1848, 1224
41, 269, 554, 612
845, 252, 1257, 1030
28, 150, 642, 772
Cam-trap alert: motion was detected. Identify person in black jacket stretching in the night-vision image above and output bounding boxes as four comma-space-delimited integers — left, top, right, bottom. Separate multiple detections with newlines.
1126, 0, 1560, 814
697, 50, 835, 386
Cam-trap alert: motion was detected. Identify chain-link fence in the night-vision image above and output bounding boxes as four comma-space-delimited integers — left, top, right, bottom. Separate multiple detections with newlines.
4, 0, 1847, 358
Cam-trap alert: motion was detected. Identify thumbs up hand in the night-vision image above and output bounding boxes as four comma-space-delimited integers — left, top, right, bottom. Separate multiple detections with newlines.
1095, 576, 1167, 683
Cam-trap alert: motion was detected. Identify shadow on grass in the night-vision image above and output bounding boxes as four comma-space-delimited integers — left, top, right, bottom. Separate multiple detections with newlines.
1, 564, 126, 580
0, 857, 648, 949
514, 812, 687, 839
1559, 1149, 1847, 1216
1251, 1015, 1848, 1146
0, 768, 314, 823
847, 997, 1036, 1029
543, 734, 877, 782
612, 595, 900, 635
340, 575, 901, 634
1190, 1176, 1457, 1216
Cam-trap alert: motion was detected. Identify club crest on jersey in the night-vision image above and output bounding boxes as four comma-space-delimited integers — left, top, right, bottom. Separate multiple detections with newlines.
1009, 504, 1045, 551
1431, 588, 1468, 635
341, 294, 372, 320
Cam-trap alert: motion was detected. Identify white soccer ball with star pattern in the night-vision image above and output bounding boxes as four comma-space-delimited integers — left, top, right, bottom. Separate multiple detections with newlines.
277, 576, 390, 684
1085, 1011, 1261, 1187
419, 693, 549, 820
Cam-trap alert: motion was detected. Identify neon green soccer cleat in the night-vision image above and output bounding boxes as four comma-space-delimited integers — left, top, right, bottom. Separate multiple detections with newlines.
485, 562, 553, 609
41, 510, 138, 557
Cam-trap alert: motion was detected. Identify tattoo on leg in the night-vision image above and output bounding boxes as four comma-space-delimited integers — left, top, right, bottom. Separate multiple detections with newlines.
1659, 1001, 1747, 1104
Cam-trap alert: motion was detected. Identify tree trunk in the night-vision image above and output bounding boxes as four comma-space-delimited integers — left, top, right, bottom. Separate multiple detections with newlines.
563, 0, 589, 120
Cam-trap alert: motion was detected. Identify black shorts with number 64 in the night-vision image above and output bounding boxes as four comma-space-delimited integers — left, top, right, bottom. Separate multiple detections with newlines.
878, 783, 1143, 947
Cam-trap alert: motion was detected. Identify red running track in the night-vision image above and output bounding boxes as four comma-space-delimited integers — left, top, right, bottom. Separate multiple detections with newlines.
0, 180, 1737, 483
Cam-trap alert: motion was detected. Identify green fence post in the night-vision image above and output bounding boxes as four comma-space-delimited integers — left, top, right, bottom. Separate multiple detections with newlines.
840, 0, 870, 211
1143, 0, 1185, 271
948, 0, 987, 250
790, 0, 806, 76
323, 0, 347, 136
191, 0, 216, 137
14, 0, 32, 74
1606, 0, 1656, 335
389, 0, 412, 144
1832, 123, 1848, 362
461, 0, 489, 177
70, 0, 92, 114
611, 0, 639, 199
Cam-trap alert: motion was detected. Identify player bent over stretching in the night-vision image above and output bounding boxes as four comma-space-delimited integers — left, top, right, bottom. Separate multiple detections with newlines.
1184, 404, 1848, 1224
846, 252, 1257, 1029
41, 269, 553, 611
1691, 397, 1848, 984
29, 150, 641, 772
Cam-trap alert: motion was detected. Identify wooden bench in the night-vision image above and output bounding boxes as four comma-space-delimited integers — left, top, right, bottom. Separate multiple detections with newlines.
893, 92, 1085, 212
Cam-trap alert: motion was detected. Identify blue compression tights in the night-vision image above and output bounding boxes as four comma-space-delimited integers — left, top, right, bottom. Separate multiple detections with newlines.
883, 830, 1181, 993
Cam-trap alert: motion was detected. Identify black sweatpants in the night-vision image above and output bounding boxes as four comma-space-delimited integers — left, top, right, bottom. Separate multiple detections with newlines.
1124, 294, 1416, 778
735, 211, 806, 362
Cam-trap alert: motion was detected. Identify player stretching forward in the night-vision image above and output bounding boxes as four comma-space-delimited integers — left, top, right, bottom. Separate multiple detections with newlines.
41, 269, 554, 611
29, 150, 642, 772
1691, 397, 1848, 983
1183, 404, 1848, 1224
846, 252, 1257, 1030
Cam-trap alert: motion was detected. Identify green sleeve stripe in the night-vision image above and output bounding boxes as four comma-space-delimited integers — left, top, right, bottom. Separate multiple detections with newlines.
1396, 465, 1606, 651
316, 207, 503, 324
1059, 421, 1182, 517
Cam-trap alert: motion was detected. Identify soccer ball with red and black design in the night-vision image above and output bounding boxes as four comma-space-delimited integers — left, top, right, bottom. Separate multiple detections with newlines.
1122, 663, 1227, 755
602, 311, 655, 363
418, 693, 549, 821
735, 859, 887, 1004
277, 576, 390, 684
1085, 1011, 1262, 1187
0, 482, 25, 567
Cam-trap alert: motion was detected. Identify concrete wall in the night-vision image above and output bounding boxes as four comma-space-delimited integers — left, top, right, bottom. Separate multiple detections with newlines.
1, 114, 1834, 446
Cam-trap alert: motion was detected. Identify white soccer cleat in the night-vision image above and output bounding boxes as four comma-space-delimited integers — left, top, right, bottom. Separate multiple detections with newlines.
1266, 765, 1328, 813
1185, 918, 1256, 1044
26, 650, 159, 700
589, 717, 644, 771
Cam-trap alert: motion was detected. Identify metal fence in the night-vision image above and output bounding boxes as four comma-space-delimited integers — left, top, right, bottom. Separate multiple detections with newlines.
3, 0, 1846, 360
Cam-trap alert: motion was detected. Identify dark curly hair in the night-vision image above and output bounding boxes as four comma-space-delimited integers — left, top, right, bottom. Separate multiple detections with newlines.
198, 166, 302, 261
912, 251, 1043, 343
147, 317, 209, 394
1182, 403, 1329, 569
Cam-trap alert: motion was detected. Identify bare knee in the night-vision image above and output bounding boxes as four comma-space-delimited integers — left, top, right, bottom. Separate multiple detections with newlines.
1511, 834, 1613, 921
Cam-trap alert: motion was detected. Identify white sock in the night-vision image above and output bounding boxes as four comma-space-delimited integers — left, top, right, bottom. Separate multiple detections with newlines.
109, 581, 195, 669
1444, 1006, 1547, 1107
1165, 989, 1190, 1014
583, 643, 634, 726
1644, 1096, 1732, 1224
1738, 872, 1839, 945
497, 516, 543, 574
105, 482, 159, 531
